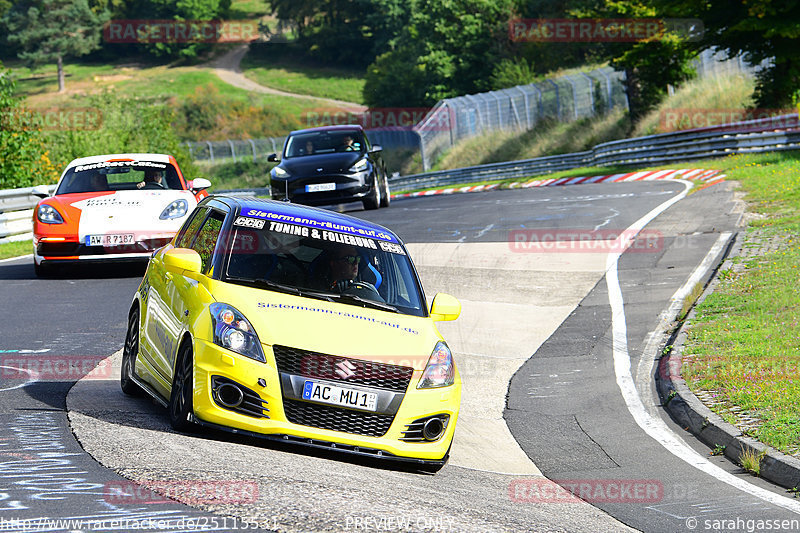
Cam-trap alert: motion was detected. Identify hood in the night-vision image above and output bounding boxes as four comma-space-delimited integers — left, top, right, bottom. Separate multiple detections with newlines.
280, 152, 365, 176
212, 281, 440, 371
51, 190, 196, 237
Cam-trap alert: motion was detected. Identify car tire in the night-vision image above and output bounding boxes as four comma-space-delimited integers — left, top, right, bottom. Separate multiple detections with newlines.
33, 260, 58, 278
169, 341, 195, 431
379, 175, 391, 208
121, 308, 144, 396
362, 178, 381, 210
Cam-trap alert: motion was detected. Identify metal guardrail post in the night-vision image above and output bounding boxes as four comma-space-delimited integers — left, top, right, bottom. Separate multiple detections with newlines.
248, 139, 257, 162
228, 140, 237, 163
581, 72, 595, 115
515, 87, 531, 129
206, 141, 214, 163
547, 79, 560, 121
563, 75, 580, 120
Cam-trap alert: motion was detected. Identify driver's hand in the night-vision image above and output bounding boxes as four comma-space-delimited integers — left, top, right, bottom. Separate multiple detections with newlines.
333, 280, 352, 292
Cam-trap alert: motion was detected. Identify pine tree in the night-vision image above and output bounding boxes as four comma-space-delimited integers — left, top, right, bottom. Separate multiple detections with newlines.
5, 0, 109, 92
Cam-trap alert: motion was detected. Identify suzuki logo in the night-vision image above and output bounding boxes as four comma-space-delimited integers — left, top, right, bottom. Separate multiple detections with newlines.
316, 168, 323, 172
335, 360, 357, 379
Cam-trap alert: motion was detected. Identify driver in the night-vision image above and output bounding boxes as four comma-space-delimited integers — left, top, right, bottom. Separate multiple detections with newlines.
327, 245, 360, 292
137, 169, 165, 189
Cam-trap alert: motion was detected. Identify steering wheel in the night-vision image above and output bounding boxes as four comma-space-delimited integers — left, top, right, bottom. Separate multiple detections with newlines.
342, 281, 385, 302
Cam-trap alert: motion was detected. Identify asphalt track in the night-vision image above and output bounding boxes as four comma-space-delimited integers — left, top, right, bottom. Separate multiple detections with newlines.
2, 180, 797, 532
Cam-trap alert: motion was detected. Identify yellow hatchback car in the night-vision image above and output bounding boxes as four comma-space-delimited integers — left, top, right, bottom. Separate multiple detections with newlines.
121, 196, 461, 470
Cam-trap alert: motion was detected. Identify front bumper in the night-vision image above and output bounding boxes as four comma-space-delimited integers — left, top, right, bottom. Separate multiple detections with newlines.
271, 172, 374, 206
191, 339, 459, 462
34, 237, 173, 264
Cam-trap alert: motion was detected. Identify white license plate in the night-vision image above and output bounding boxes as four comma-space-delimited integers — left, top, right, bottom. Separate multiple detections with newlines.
306, 183, 336, 193
86, 234, 135, 246
302, 380, 378, 411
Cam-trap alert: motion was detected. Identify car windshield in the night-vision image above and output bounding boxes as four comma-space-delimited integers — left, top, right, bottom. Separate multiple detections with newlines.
283, 130, 366, 158
223, 221, 425, 317
56, 161, 183, 194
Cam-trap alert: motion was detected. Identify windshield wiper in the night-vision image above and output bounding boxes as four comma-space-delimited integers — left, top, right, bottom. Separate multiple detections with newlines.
225, 277, 334, 301
329, 293, 400, 313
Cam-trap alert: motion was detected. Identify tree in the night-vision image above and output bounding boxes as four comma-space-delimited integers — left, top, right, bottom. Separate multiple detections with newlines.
122, 0, 232, 60
269, 0, 411, 67
364, 0, 514, 107
4, 0, 109, 92
663, 0, 800, 108
565, 0, 697, 123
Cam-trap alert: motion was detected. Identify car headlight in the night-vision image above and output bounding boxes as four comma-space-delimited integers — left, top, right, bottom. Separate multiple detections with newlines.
272, 166, 289, 178
417, 341, 455, 389
209, 303, 266, 363
37, 204, 64, 224
349, 158, 369, 173
159, 199, 188, 220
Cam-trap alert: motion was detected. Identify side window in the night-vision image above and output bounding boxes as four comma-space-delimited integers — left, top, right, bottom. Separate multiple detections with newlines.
175, 207, 208, 248
190, 211, 225, 273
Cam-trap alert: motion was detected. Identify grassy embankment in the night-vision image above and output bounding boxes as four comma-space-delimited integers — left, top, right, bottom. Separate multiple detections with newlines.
421, 72, 756, 177
679, 151, 800, 459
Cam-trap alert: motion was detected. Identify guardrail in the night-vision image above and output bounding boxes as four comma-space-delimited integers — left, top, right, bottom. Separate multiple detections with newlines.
0, 185, 56, 244
391, 113, 800, 191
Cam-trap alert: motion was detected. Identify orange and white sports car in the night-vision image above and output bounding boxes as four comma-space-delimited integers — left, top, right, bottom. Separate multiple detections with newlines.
32, 153, 210, 276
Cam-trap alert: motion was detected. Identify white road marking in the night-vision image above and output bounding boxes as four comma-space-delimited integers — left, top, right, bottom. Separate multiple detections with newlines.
475, 223, 495, 239
0, 365, 39, 392
0, 254, 32, 263
606, 179, 800, 514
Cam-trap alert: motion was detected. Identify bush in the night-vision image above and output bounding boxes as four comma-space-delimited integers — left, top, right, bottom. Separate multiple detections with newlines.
0, 69, 58, 188
173, 85, 303, 140
41, 90, 203, 183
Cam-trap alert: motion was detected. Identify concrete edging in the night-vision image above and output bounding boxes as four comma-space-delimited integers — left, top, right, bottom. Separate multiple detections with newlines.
656, 233, 800, 491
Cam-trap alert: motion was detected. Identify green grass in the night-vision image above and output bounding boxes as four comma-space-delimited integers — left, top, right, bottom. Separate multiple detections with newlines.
229, 0, 271, 18
430, 108, 630, 173
200, 160, 274, 191
634, 73, 756, 136
240, 48, 365, 105
679, 151, 800, 456
0, 241, 32, 260
8, 61, 346, 140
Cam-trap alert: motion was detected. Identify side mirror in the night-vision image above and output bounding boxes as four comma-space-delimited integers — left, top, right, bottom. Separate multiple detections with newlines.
163, 248, 202, 274
369, 145, 383, 153
429, 293, 460, 322
31, 185, 50, 198
188, 178, 211, 191
267, 153, 280, 162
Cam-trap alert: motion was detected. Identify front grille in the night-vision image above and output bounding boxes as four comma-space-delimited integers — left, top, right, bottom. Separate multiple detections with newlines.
272, 345, 413, 393
211, 376, 269, 419
283, 399, 394, 437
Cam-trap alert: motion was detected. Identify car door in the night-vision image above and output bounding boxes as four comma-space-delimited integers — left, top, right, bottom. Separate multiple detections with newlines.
163, 208, 227, 379
142, 207, 209, 393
